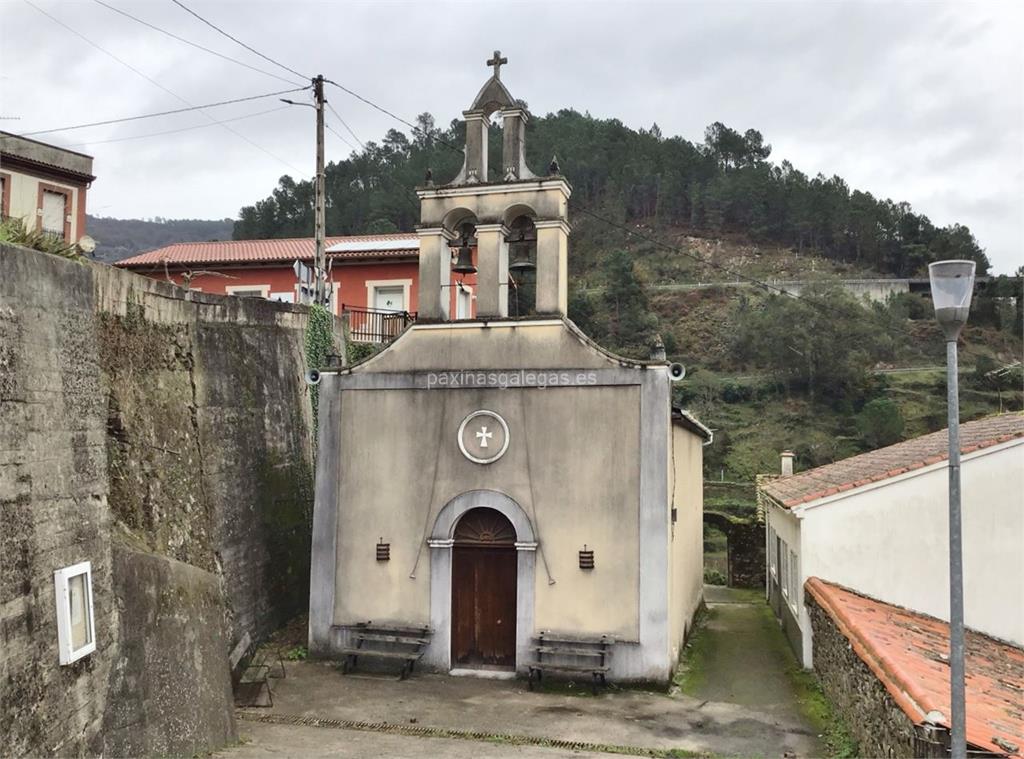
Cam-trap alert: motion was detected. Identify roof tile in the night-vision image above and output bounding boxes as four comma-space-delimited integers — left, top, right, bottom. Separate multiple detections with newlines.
805, 578, 1024, 756
116, 233, 419, 268
763, 414, 1024, 508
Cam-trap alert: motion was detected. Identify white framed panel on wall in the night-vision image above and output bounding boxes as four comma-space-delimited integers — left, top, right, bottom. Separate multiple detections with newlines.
456, 284, 473, 320
365, 279, 412, 312
225, 284, 270, 298
54, 561, 96, 665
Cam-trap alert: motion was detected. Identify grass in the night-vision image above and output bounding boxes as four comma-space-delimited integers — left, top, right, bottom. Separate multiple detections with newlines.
672, 605, 714, 696
786, 664, 860, 758
675, 595, 859, 759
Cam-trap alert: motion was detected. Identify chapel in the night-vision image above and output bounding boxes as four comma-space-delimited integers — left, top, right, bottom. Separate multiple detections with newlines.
309, 53, 710, 682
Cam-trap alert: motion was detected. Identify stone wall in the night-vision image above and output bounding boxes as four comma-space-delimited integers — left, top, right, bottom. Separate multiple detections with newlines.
806, 595, 944, 758
0, 244, 337, 756
703, 512, 764, 588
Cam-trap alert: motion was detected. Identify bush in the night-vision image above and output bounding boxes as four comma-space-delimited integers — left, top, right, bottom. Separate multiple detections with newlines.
856, 398, 905, 448
0, 217, 81, 260
703, 567, 727, 586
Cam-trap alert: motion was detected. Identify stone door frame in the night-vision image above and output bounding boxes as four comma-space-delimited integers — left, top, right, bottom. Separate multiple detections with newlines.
424, 489, 536, 673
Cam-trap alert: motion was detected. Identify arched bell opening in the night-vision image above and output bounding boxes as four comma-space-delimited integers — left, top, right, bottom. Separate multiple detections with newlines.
451, 508, 518, 669
445, 220, 479, 320
506, 214, 537, 317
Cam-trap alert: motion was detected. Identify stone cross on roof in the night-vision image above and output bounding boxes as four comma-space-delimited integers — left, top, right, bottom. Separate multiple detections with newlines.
487, 50, 508, 80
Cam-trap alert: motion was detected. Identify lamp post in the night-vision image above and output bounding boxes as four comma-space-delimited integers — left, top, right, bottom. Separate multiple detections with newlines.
928, 259, 976, 759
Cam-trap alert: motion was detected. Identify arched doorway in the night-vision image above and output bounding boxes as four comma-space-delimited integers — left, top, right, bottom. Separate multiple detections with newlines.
451, 507, 517, 668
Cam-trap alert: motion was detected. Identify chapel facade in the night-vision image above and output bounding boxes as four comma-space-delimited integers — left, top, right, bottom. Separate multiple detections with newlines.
309, 54, 709, 681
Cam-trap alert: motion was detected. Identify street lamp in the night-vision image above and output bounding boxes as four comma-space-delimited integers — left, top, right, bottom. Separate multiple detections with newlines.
928, 259, 976, 759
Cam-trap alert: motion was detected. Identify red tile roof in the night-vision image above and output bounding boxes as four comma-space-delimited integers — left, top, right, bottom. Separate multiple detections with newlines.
115, 233, 418, 268
806, 578, 1023, 756
763, 413, 1024, 508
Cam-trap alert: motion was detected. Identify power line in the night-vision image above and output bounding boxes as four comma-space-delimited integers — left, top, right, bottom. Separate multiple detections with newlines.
20, 89, 305, 137
91, 0, 304, 87
170, 0, 309, 82
326, 101, 363, 149
325, 79, 464, 155
24, 0, 307, 175
66, 105, 290, 147
325, 122, 357, 153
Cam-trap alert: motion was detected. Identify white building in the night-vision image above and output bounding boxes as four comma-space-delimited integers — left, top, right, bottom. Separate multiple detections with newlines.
0, 132, 94, 245
760, 413, 1024, 667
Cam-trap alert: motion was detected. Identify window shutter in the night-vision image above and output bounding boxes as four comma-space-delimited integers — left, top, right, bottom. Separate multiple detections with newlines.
42, 190, 66, 235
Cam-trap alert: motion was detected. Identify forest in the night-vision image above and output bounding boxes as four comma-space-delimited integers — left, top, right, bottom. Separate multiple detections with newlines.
234, 110, 989, 279
232, 109, 1019, 485
87, 214, 233, 263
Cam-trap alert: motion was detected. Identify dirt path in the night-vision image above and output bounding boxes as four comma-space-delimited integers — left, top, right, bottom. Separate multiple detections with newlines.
677, 585, 824, 750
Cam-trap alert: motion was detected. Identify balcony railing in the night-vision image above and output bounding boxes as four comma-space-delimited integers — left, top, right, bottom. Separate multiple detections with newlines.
343, 305, 416, 344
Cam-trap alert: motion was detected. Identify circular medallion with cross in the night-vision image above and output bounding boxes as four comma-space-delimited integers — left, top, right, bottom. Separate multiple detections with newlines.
457, 410, 510, 465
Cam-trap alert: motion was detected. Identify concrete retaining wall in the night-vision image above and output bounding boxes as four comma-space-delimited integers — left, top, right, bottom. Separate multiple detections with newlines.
0, 244, 337, 756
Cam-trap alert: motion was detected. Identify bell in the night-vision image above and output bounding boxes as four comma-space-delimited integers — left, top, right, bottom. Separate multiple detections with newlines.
452, 242, 477, 274
508, 241, 535, 273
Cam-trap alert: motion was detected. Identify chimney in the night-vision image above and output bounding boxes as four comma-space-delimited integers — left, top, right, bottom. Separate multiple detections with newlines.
781, 451, 795, 477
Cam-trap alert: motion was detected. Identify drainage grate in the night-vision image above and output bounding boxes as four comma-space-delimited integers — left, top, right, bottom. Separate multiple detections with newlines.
236, 710, 704, 757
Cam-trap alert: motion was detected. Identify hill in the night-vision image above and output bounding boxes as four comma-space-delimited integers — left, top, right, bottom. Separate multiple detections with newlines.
85, 215, 233, 263
103, 111, 1023, 499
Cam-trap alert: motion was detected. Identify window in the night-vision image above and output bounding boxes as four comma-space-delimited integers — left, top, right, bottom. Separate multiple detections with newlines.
225, 284, 270, 299
768, 527, 777, 577
270, 291, 295, 303
54, 561, 96, 665
374, 285, 405, 312
789, 550, 799, 606
365, 279, 412, 313
780, 542, 789, 597
41, 190, 67, 238
0, 173, 10, 219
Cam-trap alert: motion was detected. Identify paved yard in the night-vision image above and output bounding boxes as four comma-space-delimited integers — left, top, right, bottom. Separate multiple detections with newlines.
221, 588, 822, 758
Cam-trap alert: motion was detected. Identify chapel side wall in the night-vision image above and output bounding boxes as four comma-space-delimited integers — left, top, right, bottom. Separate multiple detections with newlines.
669, 425, 704, 661
800, 442, 1024, 650
332, 384, 642, 641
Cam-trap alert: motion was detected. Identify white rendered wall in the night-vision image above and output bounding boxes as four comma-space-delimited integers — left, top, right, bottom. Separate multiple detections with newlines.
6, 171, 81, 240
793, 440, 1023, 666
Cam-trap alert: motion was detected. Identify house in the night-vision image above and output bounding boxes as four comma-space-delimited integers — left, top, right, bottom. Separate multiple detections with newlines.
805, 578, 1023, 757
0, 131, 95, 244
308, 54, 711, 682
759, 413, 1024, 668
116, 234, 484, 340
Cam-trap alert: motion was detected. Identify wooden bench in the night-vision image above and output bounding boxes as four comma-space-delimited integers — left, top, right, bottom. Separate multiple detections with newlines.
527, 632, 613, 694
230, 632, 285, 707
339, 622, 432, 680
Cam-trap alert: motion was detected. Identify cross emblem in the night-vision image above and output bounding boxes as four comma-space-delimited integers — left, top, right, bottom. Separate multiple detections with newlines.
487, 50, 508, 80
475, 426, 494, 448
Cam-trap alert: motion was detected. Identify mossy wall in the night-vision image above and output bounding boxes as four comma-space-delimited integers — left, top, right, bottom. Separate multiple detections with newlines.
0, 243, 341, 756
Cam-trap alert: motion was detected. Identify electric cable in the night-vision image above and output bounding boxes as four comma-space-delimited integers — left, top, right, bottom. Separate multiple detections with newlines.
20, 89, 306, 137
91, 0, 304, 86
170, 0, 309, 82
23, 0, 307, 175
66, 105, 290, 147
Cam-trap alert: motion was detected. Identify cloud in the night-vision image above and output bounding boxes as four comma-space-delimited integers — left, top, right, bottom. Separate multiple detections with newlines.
2, 0, 1020, 272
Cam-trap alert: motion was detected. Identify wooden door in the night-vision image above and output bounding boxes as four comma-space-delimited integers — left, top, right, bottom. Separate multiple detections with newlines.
451, 508, 517, 668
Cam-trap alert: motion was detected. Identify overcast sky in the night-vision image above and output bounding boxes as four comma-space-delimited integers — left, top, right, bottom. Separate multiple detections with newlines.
2, 0, 1021, 273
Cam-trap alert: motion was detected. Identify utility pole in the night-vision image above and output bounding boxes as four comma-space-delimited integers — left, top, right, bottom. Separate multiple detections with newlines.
313, 74, 326, 306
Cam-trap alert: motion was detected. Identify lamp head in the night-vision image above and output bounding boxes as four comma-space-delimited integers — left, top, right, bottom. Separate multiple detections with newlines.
928, 260, 975, 341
